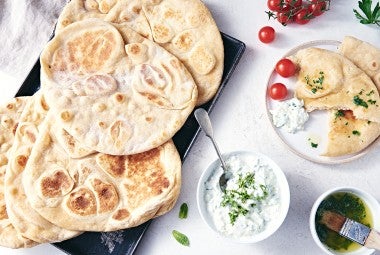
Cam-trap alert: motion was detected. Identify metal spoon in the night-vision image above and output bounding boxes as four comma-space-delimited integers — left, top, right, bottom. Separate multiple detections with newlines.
194, 108, 228, 192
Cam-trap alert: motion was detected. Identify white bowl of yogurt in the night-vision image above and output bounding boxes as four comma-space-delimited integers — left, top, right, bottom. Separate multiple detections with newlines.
197, 150, 290, 243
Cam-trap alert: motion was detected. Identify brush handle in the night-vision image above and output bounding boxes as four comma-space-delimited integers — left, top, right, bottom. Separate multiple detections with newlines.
365, 230, 380, 250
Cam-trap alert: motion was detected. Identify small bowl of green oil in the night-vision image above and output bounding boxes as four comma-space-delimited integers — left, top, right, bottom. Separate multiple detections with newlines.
310, 187, 380, 255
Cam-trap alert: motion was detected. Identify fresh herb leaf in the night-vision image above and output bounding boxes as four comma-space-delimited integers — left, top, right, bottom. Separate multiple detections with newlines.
172, 230, 190, 246
354, 0, 380, 27
311, 142, 319, 148
179, 203, 188, 219
305, 71, 325, 94
353, 130, 361, 136
353, 95, 369, 108
335, 110, 345, 119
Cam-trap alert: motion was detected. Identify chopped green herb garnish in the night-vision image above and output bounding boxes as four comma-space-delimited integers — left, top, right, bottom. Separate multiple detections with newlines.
353, 95, 368, 108
179, 203, 188, 219
353, 130, 361, 136
172, 230, 190, 246
311, 142, 318, 148
367, 90, 375, 96
335, 110, 345, 119
305, 71, 325, 94
368, 99, 377, 105
221, 172, 268, 225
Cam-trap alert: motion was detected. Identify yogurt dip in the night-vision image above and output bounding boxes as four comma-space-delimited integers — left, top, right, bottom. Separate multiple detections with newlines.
270, 97, 309, 133
204, 153, 281, 238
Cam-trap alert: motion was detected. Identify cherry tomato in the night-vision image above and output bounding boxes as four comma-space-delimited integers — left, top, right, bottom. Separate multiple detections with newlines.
285, 0, 302, 7
269, 83, 288, 100
308, 1, 326, 16
258, 26, 275, 44
275, 58, 297, 78
267, 0, 282, 11
276, 12, 293, 25
294, 8, 310, 25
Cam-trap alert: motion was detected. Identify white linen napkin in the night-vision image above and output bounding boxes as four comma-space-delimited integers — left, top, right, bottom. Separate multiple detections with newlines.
0, 0, 67, 103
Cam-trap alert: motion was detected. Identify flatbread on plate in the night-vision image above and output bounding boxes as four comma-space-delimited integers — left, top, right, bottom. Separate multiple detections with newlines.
0, 96, 37, 248
55, 0, 224, 105
22, 113, 181, 232
40, 18, 197, 155
4, 92, 83, 243
338, 36, 380, 92
323, 110, 380, 157
292, 47, 380, 123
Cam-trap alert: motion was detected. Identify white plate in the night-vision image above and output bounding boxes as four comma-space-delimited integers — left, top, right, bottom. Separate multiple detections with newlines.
265, 40, 380, 164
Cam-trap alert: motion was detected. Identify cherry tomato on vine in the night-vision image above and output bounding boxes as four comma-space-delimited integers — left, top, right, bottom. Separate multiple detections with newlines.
258, 26, 275, 43
269, 83, 288, 100
276, 12, 293, 25
267, 0, 290, 12
294, 8, 310, 25
285, 0, 302, 7
275, 58, 296, 78
267, 0, 282, 11
308, 1, 326, 16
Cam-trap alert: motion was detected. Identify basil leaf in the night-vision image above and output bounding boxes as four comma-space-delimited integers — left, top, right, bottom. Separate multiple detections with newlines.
172, 230, 190, 246
179, 203, 188, 219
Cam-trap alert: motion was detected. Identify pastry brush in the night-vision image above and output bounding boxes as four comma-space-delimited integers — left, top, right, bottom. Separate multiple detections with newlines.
320, 210, 380, 250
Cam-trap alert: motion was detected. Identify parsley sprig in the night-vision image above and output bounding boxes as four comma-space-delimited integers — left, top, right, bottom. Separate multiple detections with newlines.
354, 0, 380, 27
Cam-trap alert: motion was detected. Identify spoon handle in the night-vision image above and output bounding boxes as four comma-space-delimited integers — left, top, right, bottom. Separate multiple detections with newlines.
194, 108, 227, 170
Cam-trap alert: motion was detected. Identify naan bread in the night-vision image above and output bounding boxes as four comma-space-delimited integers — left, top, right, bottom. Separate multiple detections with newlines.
324, 110, 380, 157
4, 92, 83, 243
292, 48, 380, 123
56, 0, 153, 39
338, 36, 380, 91
0, 96, 37, 248
40, 19, 197, 155
22, 114, 181, 232
56, 0, 224, 105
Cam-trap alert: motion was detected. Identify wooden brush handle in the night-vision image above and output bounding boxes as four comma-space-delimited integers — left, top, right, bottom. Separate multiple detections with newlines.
365, 230, 380, 250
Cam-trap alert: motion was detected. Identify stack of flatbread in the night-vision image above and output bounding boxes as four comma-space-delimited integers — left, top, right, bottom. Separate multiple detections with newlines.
0, 0, 224, 249
291, 36, 380, 157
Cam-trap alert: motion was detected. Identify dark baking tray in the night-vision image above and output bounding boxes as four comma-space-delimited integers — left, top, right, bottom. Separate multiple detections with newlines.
16, 32, 245, 255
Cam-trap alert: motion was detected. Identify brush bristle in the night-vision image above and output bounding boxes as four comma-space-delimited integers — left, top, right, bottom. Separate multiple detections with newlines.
320, 211, 346, 233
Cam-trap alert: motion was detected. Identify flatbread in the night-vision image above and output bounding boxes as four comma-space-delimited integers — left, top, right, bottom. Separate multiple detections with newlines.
40, 19, 197, 155
55, 0, 224, 105
4, 92, 83, 243
0, 96, 37, 248
22, 113, 181, 232
324, 110, 380, 157
56, 0, 153, 39
338, 36, 380, 91
292, 47, 380, 123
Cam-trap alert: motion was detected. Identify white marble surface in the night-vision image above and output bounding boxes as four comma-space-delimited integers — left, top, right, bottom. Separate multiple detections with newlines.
1, 0, 380, 254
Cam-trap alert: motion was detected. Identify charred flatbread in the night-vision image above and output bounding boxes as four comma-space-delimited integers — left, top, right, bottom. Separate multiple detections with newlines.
4, 92, 84, 243
22, 113, 181, 232
338, 36, 380, 92
292, 47, 380, 123
40, 19, 197, 155
0, 96, 37, 248
55, 0, 224, 105
324, 110, 380, 157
